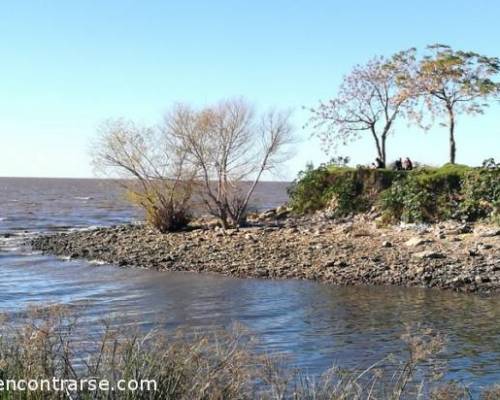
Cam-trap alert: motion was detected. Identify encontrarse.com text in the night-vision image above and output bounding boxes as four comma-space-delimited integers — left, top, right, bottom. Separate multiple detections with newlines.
0, 378, 157, 392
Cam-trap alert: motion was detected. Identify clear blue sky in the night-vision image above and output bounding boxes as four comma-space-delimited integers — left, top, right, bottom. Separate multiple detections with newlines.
1, 0, 499, 179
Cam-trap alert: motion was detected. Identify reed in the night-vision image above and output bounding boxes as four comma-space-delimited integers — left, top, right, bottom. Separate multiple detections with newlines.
0, 306, 497, 399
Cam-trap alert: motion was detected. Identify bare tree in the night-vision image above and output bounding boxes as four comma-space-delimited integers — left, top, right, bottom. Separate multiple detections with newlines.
166, 99, 294, 228
92, 118, 196, 232
308, 50, 417, 167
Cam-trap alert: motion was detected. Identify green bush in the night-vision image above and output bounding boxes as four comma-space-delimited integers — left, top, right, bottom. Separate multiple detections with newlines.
459, 169, 500, 221
380, 178, 436, 223
289, 163, 500, 224
412, 163, 469, 192
287, 163, 337, 214
288, 163, 399, 216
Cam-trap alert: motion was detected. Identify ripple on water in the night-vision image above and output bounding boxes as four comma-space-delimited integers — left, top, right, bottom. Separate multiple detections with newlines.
0, 177, 499, 392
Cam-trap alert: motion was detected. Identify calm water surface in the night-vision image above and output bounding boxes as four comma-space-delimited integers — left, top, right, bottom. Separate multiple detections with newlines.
1, 178, 499, 391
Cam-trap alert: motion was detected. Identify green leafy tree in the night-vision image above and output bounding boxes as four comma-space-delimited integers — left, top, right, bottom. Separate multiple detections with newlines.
409, 44, 500, 164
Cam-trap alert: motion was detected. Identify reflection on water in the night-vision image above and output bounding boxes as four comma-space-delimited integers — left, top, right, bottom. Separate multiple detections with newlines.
1, 178, 499, 390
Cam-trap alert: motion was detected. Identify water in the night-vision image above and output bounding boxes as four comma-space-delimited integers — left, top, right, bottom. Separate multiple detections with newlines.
1, 177, 500, 390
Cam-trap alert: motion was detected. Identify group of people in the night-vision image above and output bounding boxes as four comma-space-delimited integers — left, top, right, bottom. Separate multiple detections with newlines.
372, 157, 413, 170
394, 157, 413, 171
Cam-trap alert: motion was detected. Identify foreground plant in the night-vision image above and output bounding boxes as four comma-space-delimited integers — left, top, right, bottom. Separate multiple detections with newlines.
0, 306, 498, 399
0, 306, 258, 400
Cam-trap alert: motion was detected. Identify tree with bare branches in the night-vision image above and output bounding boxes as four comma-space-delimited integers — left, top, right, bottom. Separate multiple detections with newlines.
166, 99, 294, 228
308, 50, 417, 167
92, 118, 196, 232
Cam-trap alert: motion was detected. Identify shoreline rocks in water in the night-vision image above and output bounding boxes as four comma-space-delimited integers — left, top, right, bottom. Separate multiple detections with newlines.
30, 215, 500, 294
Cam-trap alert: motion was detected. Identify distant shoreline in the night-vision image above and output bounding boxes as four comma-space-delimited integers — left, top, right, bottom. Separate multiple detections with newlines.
31, 214, 500, 294
0, 176, 292, 184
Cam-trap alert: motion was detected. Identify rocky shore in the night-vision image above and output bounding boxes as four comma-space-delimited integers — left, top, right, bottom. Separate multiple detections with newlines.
31, 214, 500, 294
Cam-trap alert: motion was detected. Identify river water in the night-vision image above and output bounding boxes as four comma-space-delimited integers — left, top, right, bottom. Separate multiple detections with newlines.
1, 177, 499, 391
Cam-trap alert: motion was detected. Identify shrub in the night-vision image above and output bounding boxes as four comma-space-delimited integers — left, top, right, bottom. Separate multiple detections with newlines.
92, 118, 196, 233
412, 163, 469, 192
288, 163, 399, 215
290, 163, 500, 224
127, 187, 192, 233
287, 163, 337, 214
380, 177, 436, 223
459, 169, 500, 222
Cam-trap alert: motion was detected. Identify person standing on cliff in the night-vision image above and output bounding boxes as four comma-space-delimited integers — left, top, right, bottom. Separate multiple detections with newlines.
403, 157, 413, 170
375, 157, 385, 169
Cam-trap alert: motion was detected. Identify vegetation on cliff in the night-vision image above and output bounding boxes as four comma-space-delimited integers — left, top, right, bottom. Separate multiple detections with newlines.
288, 161, 500, 224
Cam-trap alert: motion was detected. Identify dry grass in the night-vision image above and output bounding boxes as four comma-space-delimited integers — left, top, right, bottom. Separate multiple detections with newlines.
0, 306, 497, 399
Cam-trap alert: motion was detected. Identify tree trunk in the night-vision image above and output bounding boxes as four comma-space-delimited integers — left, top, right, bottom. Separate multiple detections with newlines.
447, 106, 456, 164
370, 126, 385, 167
381, 136, 387, 167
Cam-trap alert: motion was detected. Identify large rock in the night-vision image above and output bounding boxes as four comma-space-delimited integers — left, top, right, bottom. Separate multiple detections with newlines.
405, 237, 433, 247
474, 227, 500, 238
275, 205, 291, 220
412, 250, 446, 259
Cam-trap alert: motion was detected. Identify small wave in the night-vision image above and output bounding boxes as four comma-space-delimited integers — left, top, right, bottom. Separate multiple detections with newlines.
68, 225, 101, 232
0, 235, 28, 253
74, 196, 93, 201
88, 259, 108, 266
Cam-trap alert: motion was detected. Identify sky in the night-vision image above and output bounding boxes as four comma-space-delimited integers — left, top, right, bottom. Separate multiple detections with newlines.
0, 0, 499, 179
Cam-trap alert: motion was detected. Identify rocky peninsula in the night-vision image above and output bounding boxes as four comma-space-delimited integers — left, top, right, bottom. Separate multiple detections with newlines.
31, 212, 500, 294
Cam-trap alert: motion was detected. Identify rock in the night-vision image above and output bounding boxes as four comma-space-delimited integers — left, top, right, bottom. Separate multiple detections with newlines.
412, 250, 446, 259
205, 219, 221, 229
259, 209, 276, 220
28, 217, 499, 294
414, 266, 425, 275
444, 224, 472, 235
468, 249, 480, 257
244, 233, 257, 242
275, 205, 291, 220
405, 237, 433, 247
457, 224, 472, 234
474, 227, 500, 238
164, 254, 175, 262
